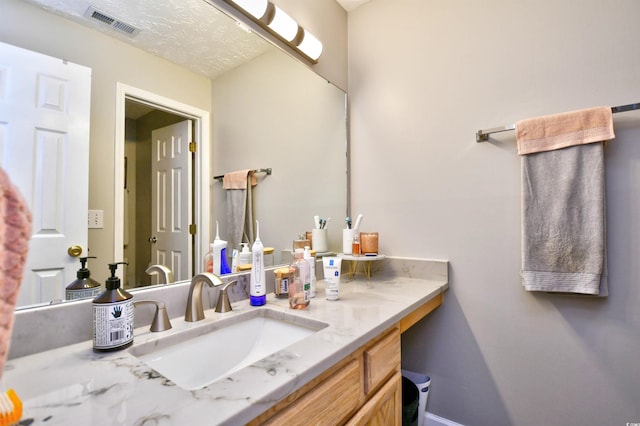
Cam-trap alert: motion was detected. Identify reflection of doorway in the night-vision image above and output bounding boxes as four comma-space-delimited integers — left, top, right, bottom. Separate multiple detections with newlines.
123, 103, 192, 286
115, 83, 210, 289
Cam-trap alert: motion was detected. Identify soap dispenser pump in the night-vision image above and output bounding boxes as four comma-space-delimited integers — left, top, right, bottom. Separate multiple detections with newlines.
92, 262, 134, 352
66, 256, 101, 300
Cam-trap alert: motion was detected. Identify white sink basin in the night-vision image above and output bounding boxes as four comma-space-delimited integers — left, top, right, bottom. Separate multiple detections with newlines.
130, 307, 328, 390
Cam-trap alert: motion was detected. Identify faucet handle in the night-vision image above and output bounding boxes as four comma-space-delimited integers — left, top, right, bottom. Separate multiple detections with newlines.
215, 280, 238, 313
134, 299, 173, 332
145, 264, 174, 284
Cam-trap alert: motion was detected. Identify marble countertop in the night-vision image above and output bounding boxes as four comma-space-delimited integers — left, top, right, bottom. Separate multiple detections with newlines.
2, 275, 447, 425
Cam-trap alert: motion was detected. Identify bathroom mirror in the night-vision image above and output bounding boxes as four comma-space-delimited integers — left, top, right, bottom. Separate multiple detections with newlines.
3, 0, 347, 309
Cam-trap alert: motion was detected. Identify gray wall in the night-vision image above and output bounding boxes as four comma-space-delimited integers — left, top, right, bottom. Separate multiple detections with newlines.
348, 1, 640, 425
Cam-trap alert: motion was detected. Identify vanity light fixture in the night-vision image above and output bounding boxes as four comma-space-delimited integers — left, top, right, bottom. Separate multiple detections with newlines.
224, 0, 323, 63
264, 3, 298, 42
297, 28, 323, 61
230, 0, 268, 19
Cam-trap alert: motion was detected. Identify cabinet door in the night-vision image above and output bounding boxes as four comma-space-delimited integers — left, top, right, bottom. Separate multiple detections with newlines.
262, 359, 362, 426
345, 372, 402, 426
364, 327, 401, 394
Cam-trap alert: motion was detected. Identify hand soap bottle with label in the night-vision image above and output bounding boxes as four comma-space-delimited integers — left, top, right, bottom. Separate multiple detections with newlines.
66, 256, 101, 300
92, 262, 134, 352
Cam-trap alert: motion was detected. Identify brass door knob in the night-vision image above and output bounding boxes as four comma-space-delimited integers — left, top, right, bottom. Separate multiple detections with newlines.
148, 237, 157, 244
68, 245, 83, 257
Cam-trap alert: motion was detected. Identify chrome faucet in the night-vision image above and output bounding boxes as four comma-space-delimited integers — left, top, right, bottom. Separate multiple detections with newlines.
145, 264, 174, 284
185, 272, 224, 322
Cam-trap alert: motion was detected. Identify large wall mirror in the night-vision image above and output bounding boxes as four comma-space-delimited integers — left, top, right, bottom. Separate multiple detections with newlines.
1, 0, 347, 309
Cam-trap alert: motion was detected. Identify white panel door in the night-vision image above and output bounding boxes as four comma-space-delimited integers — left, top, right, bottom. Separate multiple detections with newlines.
150, 120, 192, 281
0, 41, 91, 306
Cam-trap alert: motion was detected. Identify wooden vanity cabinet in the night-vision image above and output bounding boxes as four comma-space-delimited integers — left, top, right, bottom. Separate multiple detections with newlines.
249, 293, 443, 426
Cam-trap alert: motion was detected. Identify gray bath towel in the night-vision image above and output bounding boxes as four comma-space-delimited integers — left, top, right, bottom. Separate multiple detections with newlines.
223, 170, 256, 252
517, 107, 614, 296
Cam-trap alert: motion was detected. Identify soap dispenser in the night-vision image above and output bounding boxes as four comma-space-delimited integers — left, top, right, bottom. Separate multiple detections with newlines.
92, 262, 134, 352
238, 243, 251, 266
65, 256, 101, 300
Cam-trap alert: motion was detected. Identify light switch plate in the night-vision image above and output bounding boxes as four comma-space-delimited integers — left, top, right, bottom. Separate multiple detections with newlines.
88, 210, 104, 228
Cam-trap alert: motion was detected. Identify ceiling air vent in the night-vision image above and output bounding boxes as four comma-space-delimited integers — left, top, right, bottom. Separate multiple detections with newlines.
84, 6, 140, 36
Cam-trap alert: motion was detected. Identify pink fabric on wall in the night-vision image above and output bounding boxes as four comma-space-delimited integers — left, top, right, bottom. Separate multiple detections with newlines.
0, 168, 31, 379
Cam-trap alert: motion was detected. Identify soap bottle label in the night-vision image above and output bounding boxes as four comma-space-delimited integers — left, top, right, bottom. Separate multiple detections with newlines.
66, 286, 101, 300
93, 300, 134, 350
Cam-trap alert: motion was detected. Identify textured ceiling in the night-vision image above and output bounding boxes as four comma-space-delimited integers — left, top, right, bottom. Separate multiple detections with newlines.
21, 0, 273, 80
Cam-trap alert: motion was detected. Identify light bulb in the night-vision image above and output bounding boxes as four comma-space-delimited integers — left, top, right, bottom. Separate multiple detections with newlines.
268, 5, 298, 42
297, 29, 323, 61
232, 0, 268, 19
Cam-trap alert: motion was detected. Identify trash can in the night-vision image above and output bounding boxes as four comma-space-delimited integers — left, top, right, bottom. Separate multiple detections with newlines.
402, 369, 431, 426
402, 375, 419, 426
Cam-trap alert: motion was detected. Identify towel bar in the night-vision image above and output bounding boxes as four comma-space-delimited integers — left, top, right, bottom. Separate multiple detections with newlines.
213, 168, 272, 182
476, 102, 640, 143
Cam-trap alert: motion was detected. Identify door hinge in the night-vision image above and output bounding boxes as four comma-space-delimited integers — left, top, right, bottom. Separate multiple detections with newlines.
189, 224, 196, 235
189, 142, 196, 153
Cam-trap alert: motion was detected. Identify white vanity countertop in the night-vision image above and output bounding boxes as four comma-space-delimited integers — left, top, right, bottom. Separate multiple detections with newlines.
2, 275, 447, 425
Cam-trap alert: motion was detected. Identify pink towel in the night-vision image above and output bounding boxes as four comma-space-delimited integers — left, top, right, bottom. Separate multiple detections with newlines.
0, 168, 32, 379
222, 170, 257, 190
516, 106, 614, 155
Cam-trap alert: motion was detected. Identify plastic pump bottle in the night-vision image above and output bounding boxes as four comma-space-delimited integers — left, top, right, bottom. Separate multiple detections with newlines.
92, 262, 134, 352
239, 243, 251, 265
303, 246, 316, 298
250, 220, 266, 306
66, 256, 101, 300
289, 248, 310, 309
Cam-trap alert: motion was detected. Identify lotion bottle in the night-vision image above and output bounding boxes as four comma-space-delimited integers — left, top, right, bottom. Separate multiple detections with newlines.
238, 243, 251, 266
303, 246, 316, 298
66, 256, 101, 300
250, 220, 266, 306
289, 248, 310, 309
92, 262, 134, 352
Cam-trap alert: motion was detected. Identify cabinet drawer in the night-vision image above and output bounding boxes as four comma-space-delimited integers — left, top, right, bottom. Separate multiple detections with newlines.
263, 359, 362, 426
363, 327, 401, 395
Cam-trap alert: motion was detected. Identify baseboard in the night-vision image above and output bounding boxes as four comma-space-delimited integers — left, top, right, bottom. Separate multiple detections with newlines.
426, 412, 465, 426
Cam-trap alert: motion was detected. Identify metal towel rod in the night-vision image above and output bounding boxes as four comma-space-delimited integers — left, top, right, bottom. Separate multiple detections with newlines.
476, 103, 640, 143
214, 168, 272, 181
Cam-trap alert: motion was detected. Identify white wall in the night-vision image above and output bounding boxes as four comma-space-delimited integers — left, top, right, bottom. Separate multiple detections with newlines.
349, 1, 640, 425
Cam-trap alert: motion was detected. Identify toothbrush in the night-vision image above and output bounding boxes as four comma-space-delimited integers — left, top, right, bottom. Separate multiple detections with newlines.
0, 389, 22, 425
314, 215, 320, 229
353, 214, 364, 232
